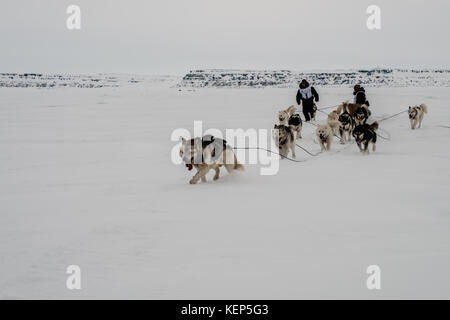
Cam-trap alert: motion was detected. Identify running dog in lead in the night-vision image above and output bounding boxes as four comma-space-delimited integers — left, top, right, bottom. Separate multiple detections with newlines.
180, 135, 244, 184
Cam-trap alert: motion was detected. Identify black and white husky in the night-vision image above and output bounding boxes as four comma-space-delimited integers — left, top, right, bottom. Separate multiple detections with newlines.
408, 104, 428, 129
310, 103, 318, 121
354, 104, 370, 126
352, 122, 379, 154
288, 113, 303, 139
179, 135, 243, 184
338, 111, 354, 144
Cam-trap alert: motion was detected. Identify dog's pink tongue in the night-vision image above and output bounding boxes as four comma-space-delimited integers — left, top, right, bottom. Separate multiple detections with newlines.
186, 163, 193, 171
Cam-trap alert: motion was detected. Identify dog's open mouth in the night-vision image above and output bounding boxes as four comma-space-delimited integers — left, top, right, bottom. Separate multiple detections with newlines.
186, 163, 193, 171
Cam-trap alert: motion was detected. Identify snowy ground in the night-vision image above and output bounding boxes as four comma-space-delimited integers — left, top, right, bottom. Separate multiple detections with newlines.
1, 80, 450, 299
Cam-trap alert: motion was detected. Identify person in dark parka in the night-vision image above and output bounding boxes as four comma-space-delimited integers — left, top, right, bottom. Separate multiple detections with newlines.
353, 84, 370, 106
296, 79, 319, 121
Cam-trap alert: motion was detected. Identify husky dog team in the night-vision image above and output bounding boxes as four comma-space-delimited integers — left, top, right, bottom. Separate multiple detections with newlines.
180, 81, 429, 183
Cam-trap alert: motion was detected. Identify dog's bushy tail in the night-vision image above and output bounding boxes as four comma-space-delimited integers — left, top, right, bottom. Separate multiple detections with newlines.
233, 153, 244, 171
287, 105, 296, 116
327, 120, 340, 134
370, 121, 379, 131
420, 104, 428, 114
328, 119, 340, 127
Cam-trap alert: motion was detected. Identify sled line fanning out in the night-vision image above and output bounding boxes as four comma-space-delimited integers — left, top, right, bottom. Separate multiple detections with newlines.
310, 108, 406, 141
232, 108, 409, 162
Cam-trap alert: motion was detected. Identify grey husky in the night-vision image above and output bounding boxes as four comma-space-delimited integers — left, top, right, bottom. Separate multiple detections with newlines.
273, 124, 296, 159
179, 135, 243, 184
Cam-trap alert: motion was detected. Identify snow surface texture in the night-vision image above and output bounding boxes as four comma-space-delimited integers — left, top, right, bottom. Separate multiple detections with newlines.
0, 78, 450, 299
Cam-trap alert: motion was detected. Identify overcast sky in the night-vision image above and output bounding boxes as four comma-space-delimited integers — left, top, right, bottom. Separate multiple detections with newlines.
1, 0, 449, 75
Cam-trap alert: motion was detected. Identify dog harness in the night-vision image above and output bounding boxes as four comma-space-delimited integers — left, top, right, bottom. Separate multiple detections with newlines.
185, 135, 227, 169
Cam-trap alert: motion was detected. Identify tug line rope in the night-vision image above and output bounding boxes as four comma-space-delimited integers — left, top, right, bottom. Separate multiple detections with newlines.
374, 110, 407, 140
295, 143, 322, 156
231, 146, 306, 163
318, 104, 340, 111
316, 109, 330, 116
376, 129, 391, 140
376, 110, 408, 123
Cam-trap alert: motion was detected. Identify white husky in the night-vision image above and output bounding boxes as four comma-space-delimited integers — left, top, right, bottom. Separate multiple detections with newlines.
278, 105, 297, 125
408, 104, 428, 129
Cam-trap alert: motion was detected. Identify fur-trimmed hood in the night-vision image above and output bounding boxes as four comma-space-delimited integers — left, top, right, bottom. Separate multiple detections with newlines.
299, 79, 310, 89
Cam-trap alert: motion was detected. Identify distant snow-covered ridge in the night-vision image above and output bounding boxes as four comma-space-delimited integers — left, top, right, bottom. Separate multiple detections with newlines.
179, 69, 450, 88
0, 73, 175, 88
2, 69, 449, 89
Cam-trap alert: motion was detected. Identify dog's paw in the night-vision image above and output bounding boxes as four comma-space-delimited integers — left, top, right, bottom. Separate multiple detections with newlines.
189, 179, 197, 184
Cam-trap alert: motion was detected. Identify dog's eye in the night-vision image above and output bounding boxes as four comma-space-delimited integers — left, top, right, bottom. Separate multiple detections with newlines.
179, 150, 183, 157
